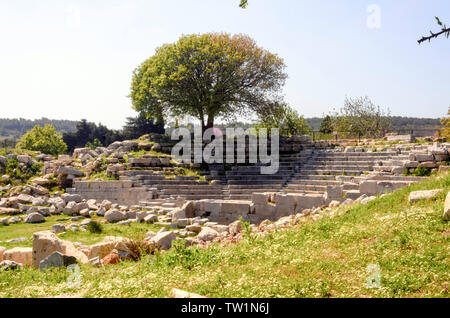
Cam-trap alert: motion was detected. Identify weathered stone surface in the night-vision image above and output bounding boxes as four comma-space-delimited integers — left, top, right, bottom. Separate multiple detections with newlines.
229, 220, 242, 235
0, 246, 5, 262
101, 200, 112, 210
252, 193, 270, 205
102, 252, 120, 265
415, 153, 434, 162
97, 206, 106, 216
57, 166, 84, 177
25, 212, 45, 224
171, 208, 186, 222
294, 194, 326, 211
17, 194, 34, 204
182, 201, 196, 218
0, 260, 22, 271
443, 191, 450, 221
104, 209, 127, 223
185, 224, 202, 233
62, 193, 82, 203
32, 231, 88, 268
52, 224, 66, 233
408, 189, 442, 203
197, 227, 219, 242
420, 161, 438, 169
89, 242, 115, 260
39, 252, 77, 271
3, 247, 32, 266
170, 288, 207, 298
0, 207, 20, 215
149, 231, 176, 250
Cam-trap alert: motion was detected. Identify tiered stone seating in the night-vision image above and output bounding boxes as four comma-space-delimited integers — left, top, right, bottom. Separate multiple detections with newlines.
222, 149, 314, 200
283, 150, 425, 197
120, 170, 225, 200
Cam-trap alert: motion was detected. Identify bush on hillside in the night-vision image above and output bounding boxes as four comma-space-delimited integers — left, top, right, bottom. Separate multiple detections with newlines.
16, 124, 67, 155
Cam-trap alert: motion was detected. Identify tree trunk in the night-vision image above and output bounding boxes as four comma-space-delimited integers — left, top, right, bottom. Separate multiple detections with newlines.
203, 116, 214, 134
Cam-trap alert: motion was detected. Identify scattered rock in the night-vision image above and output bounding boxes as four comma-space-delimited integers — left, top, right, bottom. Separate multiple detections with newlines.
32, 231, 88, 268
25, 212, 45, 224
3, 247, 32, 266
0, 260, 22, 271
408, 189, 443, 203
149, 231, 176, 250
104, 209, 127, 223
197, 227, 219, 242
39, 252, 77, 271
444, 191, 450, 221
52, 224, 66, 233
229, 220, 242, 235
102, 252, 120, 265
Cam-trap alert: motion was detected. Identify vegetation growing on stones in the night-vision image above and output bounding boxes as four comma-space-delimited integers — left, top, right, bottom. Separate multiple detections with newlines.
16, 124, 67, 156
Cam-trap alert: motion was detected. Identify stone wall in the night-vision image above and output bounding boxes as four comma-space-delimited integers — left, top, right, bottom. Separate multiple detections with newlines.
67, 181, 154, 206
194, 192, 326, 224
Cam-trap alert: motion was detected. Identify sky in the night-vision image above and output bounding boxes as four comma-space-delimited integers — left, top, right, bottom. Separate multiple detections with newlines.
0, 0, 449, 129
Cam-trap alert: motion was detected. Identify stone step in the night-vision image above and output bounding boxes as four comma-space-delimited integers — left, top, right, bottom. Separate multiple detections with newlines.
285, 184, 327, 191
161, 189, 223, 195
159, 194, 225, 200
288, 179, 342, 186
303, 164, 373, 170
228, 184, 283, 189
296, 169, 366, 176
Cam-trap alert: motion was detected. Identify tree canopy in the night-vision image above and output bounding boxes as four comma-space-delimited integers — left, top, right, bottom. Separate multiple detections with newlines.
16, 124, 67, 155
130, 33, 287, 132
255, 102, 310, 136
328, 96, 391, 138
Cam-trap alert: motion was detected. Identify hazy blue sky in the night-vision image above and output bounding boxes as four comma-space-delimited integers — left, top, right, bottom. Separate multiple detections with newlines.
0, 0, 449, 129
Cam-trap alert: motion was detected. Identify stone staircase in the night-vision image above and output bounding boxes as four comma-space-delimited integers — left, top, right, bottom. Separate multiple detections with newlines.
283, 149, 424, 198
218, 147, 315, 200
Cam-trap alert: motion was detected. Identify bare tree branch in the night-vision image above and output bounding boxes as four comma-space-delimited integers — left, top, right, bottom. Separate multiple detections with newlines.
418, 27, 450, 44
418, 16, 450, 44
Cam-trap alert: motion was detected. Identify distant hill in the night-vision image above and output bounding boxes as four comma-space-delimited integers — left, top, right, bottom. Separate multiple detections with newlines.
305, 116, 442, 132
0, 118, 78, 141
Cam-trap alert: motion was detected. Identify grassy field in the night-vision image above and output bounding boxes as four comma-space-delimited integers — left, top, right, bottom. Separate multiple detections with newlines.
0, 215, 163, 250
0, 174, 449, 298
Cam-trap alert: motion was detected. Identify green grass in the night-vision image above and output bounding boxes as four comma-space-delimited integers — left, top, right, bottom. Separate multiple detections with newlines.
0, 175, 449, 298
0, 215, 163, 249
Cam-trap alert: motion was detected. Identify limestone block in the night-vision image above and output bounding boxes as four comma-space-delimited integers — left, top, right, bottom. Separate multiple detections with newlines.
251, 193, 270, 205
415, 153, 434, 162
3, 247, 32, 266
408, 189, 442, 203
359, 181, 378, 196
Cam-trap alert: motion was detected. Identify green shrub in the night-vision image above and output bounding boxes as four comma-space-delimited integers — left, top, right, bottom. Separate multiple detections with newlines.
87, 221, 103, 234
85, 138, 103, 150
16, 124, 67, 155
5, 158, 42, 184
411, 165, 431, 177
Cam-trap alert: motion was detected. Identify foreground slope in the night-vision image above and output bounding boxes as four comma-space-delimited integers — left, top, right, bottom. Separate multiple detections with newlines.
0, 174, 449, 298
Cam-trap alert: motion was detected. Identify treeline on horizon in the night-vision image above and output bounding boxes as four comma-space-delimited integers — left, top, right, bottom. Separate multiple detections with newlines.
0, 115, 443, 152
306, 116, 442, 132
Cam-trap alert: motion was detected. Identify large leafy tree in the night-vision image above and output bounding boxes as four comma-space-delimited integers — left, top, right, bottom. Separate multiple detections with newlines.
17, 124, 67, 155
130, 33, 287, 132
